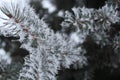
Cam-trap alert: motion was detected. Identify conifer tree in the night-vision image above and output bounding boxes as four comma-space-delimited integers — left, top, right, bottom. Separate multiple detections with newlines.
0, 0, 120, 80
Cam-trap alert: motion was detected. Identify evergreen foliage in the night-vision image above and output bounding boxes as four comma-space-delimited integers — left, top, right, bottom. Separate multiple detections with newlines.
0, 0, 120, 80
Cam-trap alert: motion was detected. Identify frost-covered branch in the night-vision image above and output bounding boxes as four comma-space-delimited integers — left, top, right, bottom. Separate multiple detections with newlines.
61, 4, 119, 46
61, 4, 120, 80
0, 0, 86, 80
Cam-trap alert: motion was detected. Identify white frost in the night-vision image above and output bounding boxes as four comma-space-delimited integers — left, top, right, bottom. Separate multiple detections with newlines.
0, 49, 11, 65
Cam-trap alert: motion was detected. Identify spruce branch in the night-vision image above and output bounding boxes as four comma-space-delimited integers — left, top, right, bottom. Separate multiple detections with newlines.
0, 1, 87, 80
61, 4, 119, 46
61, 4, 120, 80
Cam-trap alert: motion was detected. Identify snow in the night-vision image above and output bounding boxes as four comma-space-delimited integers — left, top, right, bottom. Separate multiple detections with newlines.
70, 33, 80, 43
0, 49, 11, 65
41, 0, 56, 13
